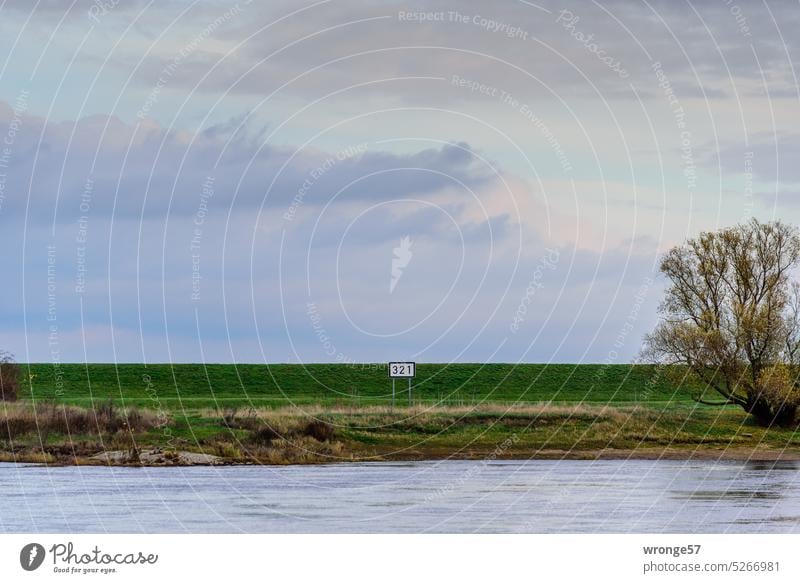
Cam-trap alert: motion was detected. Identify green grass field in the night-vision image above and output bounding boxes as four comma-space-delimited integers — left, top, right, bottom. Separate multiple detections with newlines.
22, 363, 704, 410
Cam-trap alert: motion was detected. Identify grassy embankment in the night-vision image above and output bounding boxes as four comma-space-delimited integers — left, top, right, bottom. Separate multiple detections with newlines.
2, 363, 799, 465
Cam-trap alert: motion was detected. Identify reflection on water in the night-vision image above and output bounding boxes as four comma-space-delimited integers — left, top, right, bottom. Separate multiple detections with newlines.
1, 460, 800, 533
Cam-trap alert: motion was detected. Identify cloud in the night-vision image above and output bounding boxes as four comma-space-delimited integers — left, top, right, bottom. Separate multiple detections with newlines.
95, 0, 799, 106
0, 103, 501, 226
0, 101, 538, 363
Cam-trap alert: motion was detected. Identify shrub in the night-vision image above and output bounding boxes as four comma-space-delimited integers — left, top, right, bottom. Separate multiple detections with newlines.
95, 399, 125, 433
249, 424, 281, 445
0, 353, 21, 402
301, 419, 335, 442
246, 419, 334, 446
222, 407, 260, 430
757, 365, 800, 425
222, 407, 238, 428
0, 415, 36, 438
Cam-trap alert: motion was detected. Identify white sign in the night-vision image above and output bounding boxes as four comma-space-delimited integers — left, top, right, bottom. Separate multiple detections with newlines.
389, 362, 416, 378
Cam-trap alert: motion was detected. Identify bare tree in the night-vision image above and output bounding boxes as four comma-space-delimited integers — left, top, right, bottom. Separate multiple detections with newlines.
0, 352, 21, 402
642, 219, 800, 426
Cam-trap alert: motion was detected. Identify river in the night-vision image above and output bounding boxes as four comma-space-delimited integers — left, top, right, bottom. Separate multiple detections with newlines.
1, 460, 799, 533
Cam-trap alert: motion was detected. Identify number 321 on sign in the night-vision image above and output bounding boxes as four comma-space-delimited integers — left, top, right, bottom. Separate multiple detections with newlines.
389, 362, 415, 378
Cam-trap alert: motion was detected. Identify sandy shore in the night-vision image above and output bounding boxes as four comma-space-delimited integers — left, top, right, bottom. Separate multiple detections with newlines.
4, 446, 800, 466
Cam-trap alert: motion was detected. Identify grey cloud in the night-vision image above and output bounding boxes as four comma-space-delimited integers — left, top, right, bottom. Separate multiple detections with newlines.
5, 0, 798, 109
0, 104, 499, 224
107, 0, 800, 105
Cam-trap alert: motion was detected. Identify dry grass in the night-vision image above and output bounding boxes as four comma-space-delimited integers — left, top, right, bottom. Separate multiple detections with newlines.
199, 403, 661, 465
0, 398, 793, 465
206, 403, 635, 444
206, 402, 631, 420
252, 436, 345, 464
0, 400, 163, 441
242, 418, 335, 445
0, 450, 55, 463
201, 407, 344, 463
204, 403, 639, 462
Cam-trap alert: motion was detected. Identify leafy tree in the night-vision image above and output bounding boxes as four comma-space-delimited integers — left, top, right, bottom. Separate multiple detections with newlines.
642, 219, 800, 426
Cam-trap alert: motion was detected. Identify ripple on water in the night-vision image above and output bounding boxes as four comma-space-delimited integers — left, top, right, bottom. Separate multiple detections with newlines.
1, 460, 800, 533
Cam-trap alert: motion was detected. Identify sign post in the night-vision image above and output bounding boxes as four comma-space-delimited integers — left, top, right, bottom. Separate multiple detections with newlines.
388, 362, 416, 407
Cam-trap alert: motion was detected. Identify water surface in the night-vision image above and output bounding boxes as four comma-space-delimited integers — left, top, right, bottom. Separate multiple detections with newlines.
1, 460, 799, 533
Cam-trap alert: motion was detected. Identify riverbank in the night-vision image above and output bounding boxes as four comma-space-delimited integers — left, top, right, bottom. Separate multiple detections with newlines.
3, 402, 799, 466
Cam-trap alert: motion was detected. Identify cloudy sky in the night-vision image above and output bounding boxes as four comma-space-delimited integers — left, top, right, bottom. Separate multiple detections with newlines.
0, 0, 797, 364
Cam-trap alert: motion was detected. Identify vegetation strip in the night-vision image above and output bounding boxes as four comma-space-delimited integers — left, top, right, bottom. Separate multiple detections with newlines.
0, 363, 797, 465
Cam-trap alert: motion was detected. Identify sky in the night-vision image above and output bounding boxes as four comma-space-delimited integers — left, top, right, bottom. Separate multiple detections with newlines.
0, 0, 797, 364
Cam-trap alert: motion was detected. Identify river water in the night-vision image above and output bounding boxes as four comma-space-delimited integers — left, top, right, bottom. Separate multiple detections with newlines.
1, 460, 799, 533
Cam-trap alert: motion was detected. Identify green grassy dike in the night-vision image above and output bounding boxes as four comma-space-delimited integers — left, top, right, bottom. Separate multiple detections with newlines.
2, 363, 799, 465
